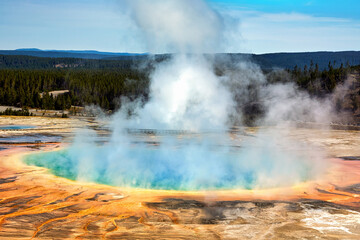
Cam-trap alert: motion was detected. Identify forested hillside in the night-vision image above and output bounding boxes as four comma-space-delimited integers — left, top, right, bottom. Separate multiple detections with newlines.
0, 54, 151, 70
0, 54, 359, 124
1, 50, 360, 70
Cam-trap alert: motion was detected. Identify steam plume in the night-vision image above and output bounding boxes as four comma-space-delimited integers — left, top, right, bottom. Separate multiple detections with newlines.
123, 0, 223, 53
26, 0, 333, 191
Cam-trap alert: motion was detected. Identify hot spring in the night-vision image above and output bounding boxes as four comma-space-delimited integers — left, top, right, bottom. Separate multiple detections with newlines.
17, 0, 333, 193
23, 129, 323, 191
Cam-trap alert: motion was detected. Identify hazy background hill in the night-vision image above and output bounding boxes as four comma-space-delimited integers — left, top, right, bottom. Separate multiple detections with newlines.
0, 48, 144, 60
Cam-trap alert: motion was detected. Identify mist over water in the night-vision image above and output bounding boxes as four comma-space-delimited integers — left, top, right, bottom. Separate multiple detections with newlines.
25, 0, 333, 190
25, 129, 324, 190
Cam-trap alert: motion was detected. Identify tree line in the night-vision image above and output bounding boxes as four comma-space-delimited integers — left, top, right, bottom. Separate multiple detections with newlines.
0, 54, 163, 70
0, 68, 149, 111
0, 55, 359, 122
290, 61, 349, 95
266, 62, 360, 117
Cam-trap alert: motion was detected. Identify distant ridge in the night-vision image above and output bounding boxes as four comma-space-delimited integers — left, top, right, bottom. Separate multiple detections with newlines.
15, 48, 147, 56
0, 49, 360, 70
15, 48, 42, 51
0, 48, 146, 60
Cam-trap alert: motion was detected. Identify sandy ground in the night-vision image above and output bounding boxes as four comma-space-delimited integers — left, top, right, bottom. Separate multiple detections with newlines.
0, 115, 103, 138
0, 116, 360, 239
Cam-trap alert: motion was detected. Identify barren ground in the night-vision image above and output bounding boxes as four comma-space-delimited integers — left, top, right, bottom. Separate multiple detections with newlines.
0, 116, 360, 239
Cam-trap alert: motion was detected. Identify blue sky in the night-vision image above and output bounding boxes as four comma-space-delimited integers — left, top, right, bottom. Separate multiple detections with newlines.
0, 0, 359, 53
211, 0, 360, 19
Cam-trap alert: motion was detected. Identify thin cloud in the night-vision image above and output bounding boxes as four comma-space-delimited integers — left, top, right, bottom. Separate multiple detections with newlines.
220, 9, 360, 53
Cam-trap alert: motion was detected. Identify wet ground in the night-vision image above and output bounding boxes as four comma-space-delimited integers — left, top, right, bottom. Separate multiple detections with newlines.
0, 116, 360, 239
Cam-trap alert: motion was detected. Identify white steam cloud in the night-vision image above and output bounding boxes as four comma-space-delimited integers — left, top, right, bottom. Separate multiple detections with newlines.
122, 0, 223, 53
27, 0, 335, 191
121, 55, 234, 130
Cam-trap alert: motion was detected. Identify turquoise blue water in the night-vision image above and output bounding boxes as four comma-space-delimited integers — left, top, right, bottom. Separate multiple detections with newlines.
23, 141, 312, 191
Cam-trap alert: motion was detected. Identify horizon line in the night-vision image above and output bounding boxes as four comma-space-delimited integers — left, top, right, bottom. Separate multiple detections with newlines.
2, 48, 360, 56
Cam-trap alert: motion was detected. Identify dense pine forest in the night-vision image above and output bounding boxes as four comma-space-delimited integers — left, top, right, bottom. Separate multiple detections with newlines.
0, 54, 359, 123
270, 63, 360, 123
0, 68, 150, 111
